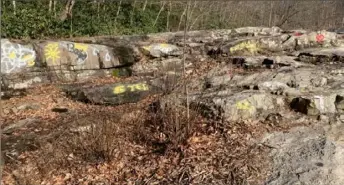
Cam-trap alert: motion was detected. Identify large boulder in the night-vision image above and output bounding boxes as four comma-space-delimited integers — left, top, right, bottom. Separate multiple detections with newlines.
41, 41, 133, 70
1, 39, 137, 90
1, 39, 135, 74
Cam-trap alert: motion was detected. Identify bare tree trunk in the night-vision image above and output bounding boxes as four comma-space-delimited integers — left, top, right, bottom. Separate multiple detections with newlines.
142, 0, 147, 11
188, 0, 197, 24
0, 2, 3, 181
97, 0, 100, 19
153, 1, 166, 27
53, 0, 57, 17
130, 0, 137, 25
220, 1, 230, 24
70, 8, 73, 37
183, 0, 190, 131
114, 0, 122, 25
166, 1, 172, 31
269, 1, 274, 27
275, 1, 300, 28
12, 0, 16, 15
178, 3, 187, 31
49, 0, 52, 12
59, 0, 76, 22
189, 3, 214, 30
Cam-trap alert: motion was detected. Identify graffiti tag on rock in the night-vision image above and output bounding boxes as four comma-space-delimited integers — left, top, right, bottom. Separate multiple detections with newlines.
236, 100, 254, 110
294, 32, 303, 36
230, 41, 259, 54
45, 42, 60, 64
105, 52, 111, 62
92, 48, 100, 56
66, 43, 88, 64
92, 47, 111, 62
316, 34, 325, 43
1, 40, 36, 74
113, 83, 150, 94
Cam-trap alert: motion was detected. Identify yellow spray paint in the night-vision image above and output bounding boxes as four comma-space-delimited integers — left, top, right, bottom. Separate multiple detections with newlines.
8, 51, 16, 59
74, 43, 88, 52
135, 83, 150, 91
159, 43, 168, 48
27, 60, 35, 67
143, 43, 169, 51
113, 85, 126, 94
143, 45, 152, 51
113, 83, 149, 94
22, 54, 35, 66
45, 43, 60, 64
230, 41, 259, 54
236, 99, 254, 110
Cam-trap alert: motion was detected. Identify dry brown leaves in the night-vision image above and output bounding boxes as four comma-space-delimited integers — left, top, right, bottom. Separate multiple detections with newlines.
1, 64, 279, 185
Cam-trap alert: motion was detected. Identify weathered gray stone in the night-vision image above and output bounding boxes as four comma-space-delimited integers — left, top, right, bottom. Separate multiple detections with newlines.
263, 126, 344, 185
231, 68, 330, 91
258, 81, 290, 93
141, 43, 181, 58
191, 90, 285, 121
271, 55, 310, 68
297, 47, 344, 64
17, 103, 40, 110
290, 93, 337, 116
62, 80, 162, 105
2, 118, 39, 134
132, 58, 186, 76
234, 26, 282, 36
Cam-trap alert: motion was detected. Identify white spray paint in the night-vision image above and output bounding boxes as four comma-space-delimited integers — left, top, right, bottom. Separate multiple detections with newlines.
1, 40, 36, 74
314, 95, 325, 113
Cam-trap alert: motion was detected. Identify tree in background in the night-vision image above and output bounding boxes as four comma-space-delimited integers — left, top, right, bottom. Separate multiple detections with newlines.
1, 0, 344, 39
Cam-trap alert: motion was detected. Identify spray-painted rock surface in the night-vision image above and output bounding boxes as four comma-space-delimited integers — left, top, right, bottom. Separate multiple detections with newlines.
2, 27, 344, 91
2, 26, 344, 184
62, 80, 162, 105
41, 41, 122, 70
1, 39, 36, 74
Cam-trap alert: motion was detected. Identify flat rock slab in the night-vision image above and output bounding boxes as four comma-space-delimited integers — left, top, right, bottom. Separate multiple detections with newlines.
62, 81, 162, 105
298, 47, 344, 57
2, 118, 39, 134
297, 47, 344, 63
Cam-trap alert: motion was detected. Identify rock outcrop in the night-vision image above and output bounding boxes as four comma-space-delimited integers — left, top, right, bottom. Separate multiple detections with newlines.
2, 26, 344, 184
3, 27, 343, 91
